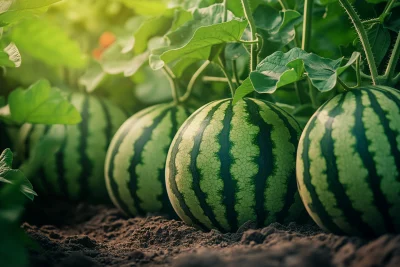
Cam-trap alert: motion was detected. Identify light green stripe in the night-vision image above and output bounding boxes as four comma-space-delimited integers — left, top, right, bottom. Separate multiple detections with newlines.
64, 94, 85, 199
362, 90, 399, 231
254, 99, 296, 225
112, 104, 172, 215
173, 100, 225, 229
309, 96, 356, 233
43, 124, 66, 194
197, 101, 230, 231
230, 100, 259, 226
86, 97, 108, 199
136, 111, 172, 212
372, 89, 400, 229
296, 125, 326, 229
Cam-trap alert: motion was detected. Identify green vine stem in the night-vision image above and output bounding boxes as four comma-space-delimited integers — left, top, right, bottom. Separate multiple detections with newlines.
216, 56, 235, 97
302, 0, 313, 51
384, 32, 400, 83
162, 66, 180, 104
223, 0, 228, 23
203, 76, 243, 84
355, 56, 361, 87
337, 77, 352, 92
338, 0, 379, 85
278, 0, 289, 10
180, 60, 210, 103
241, 0, 258, 71
380, 0, 396, 22
232, 59, 241, 87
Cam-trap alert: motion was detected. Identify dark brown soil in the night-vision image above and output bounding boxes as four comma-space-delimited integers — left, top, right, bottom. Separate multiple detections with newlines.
23, 202, 400, 267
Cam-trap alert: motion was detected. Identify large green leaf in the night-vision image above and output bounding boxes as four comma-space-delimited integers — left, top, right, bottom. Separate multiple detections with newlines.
0, 43, 20, 67
150, 4, 248, 75
0, 149, 36, 201
235, 48, 361, 100
0, 0, 61, 26
10, 18, 86, 68
8, 80, 82, 125
362, 23, 391, 68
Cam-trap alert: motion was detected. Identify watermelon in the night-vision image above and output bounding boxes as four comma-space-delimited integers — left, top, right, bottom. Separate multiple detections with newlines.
18, 93, 127, 203
297, 85, 400, 236
105, 103, 192, 216
165, 98, 305, 232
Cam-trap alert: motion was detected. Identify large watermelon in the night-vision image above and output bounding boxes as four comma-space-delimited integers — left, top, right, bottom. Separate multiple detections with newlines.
105, 102, 192, 217
297, 85, 400, 237
165, 98, 305, 232
18, 93, 127, 203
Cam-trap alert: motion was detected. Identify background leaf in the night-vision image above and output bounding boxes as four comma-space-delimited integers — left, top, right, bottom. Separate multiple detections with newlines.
8, 80, 82, 125
10, 18, 87, 69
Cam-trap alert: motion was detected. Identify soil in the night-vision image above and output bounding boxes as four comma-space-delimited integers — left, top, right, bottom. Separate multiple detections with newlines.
23, 201, 400, 267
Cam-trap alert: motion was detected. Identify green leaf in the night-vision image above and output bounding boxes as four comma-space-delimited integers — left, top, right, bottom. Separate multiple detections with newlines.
133, 14, 174, 54
251, 48, 307, 93
254, 5, 302, 58
227, 0, 263, 17
8, 80, 82, 125
79, 62, 107, 93
251, 48, 361, 93
117, 0, 168, 16
232, 78, 254, 104
0, 0, 61, 26
362, 23, 391, 67
10, 18, 86, 68
150, 4, 248, 75
0, 149, 37, 201
0, 43, 21, 67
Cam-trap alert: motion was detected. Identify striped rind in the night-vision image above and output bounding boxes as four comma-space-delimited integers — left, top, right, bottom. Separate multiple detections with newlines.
166, 98, 303, 232
297, 85, 400, 236
18, 93, 127, 202
105, 103, 192, 216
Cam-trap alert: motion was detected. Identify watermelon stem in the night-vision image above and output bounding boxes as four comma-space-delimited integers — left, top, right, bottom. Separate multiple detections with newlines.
241, 0, 258, 71
338, 0, 379, 85
180, 60, 210, 103
301, 0, 313, 52
215, 56, 235, 97
383, 33, 400, 85
162, 66, 180, 104
337, 77, 351, 92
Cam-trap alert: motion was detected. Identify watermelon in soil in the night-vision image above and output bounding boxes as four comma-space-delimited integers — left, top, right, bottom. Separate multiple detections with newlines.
1, 0, 400, 266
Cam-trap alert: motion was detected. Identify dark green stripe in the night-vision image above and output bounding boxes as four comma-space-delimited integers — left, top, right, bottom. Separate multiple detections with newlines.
244, 99, 273, 227
99, 99, 114, 146
128, 108, 171, 215
77, 96, 93, 200
301, 96, 345, 234
55, 125, 69, 198
218, 100, 238, 231
108, 106, 161, 215
321, 91, 375, 235
361, 89, 396, 232
190, 102, 226, 232
263, 101, 301, 223
168, 102, 216, 230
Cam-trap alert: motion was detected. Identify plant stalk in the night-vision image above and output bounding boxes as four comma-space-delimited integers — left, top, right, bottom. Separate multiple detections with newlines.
232, 60, 241, 87
162, 66, 180, 104
241, 0, 258, 71
302, 0, 313, 52
338, 0, 379, 85
381, 0, 396, 22
223, 0, 228, 22
384, 33, 400, 83
216, 57, 235, 97
180, 61, 210, 103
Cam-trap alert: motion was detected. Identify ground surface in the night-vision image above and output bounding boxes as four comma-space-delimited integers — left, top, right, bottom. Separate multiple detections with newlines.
23, 202, 400, 267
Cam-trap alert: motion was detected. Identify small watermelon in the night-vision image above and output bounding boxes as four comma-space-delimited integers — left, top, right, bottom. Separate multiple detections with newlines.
297, 85, 400, 236
105, 102, 192, 217
165, 98, 305, 232
18, 93, 127, 203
